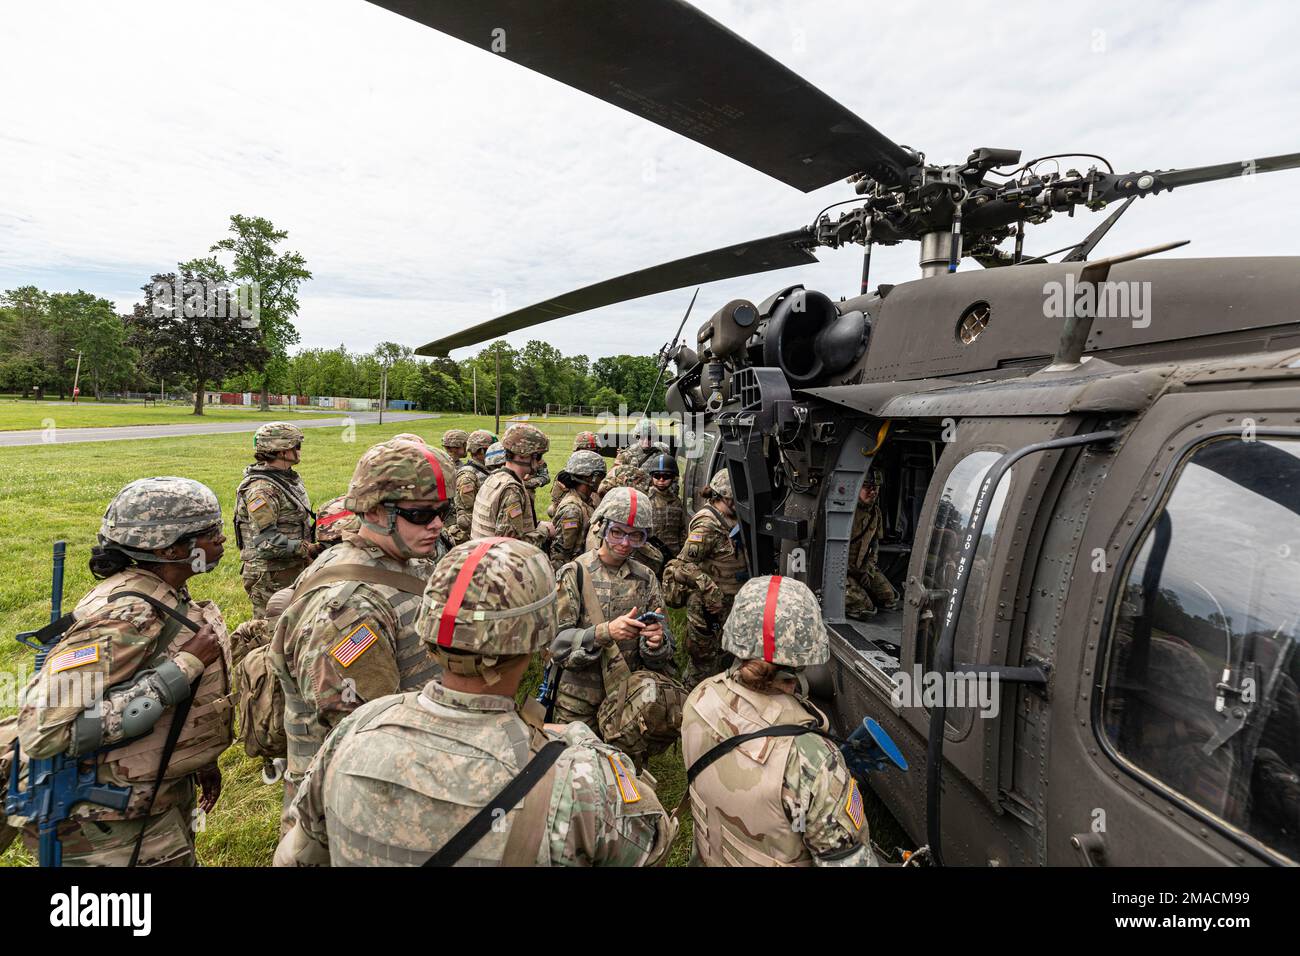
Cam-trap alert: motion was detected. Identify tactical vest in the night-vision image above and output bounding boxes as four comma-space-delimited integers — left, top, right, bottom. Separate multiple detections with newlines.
649, 485, 685, 551
277, 539, 434, 777
75, 569, 234, 818
696, 506, 748, 604
234, 466, 314, 570
471, 469, 536, 540
681, 673, 823, 867
322, 691, 556, 866
571, 551, 653, 669
551, 491, 595, 560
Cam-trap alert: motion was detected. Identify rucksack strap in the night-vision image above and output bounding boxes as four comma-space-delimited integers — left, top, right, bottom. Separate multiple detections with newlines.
424, 740, 567, 867
293, 564, 427, 599
672, 723, 836, 823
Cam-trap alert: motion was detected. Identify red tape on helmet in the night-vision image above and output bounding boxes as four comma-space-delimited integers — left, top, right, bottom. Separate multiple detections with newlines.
436, 537, 510, 646
762, 575, 782, 662
417, 446, 448, 500
628, 489, 639, 525
316, 509, 354, 528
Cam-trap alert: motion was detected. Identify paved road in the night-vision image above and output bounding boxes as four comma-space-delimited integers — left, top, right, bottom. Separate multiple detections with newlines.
0, 411, 439, 447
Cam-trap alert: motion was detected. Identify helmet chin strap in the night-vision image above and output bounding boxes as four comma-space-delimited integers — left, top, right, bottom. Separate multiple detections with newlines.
359, 506, 423, 560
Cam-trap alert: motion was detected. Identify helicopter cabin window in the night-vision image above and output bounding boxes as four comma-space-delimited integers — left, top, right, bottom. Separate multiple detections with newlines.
1101, 436, 1300, 862
915, 451, 1013, 728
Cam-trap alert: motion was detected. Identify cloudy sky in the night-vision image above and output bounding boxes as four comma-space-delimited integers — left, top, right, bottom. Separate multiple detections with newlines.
1, 0, 1296, 360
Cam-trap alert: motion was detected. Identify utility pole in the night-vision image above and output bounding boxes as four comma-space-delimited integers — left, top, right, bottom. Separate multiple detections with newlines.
473, 366, 478, 416
70, 350, 83, 402
379, 365, 388, 425
494, 349, 501, 434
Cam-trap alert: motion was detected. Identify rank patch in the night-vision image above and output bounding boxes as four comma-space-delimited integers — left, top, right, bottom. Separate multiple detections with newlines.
331, 622, 379, 667
845, 779, 865, 830
50, 644, 100, 673
607, 753, 641, 804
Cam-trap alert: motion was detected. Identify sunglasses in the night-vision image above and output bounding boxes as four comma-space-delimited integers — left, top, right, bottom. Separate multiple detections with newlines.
604, 524, 648, 547
392, 502, 452, 526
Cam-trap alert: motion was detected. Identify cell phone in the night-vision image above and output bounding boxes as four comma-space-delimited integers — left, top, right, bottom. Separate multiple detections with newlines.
636, 611, 664, 625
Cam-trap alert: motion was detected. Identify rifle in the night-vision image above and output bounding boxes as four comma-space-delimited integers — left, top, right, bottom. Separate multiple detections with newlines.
5, 542, 131, 867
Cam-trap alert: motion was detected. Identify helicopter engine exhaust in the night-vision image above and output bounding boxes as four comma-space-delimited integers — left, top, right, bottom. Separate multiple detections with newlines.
762, 289, 870, 387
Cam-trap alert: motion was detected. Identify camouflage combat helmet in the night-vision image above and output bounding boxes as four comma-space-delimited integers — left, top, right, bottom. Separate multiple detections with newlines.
573, 430, 599, 451
502, 423, 549, 456
391, 432, 426, 444
647, 453, 678, 478
722, 575, 829, 668
254, 421, 304, 455
99, 476, 222, 556
314, 493, 358, 545
345, 438, 454, 513
633, 417, 656, 440
598, 670, 687, 759
466, 429, 496, 455
441, 428, 469, 452
707, 468, 733, 499
601, 463, 651, 494
485, 441, 506, 469
592, 486, 653, 532
417, 538, 558, 670
565, 450, 607, 481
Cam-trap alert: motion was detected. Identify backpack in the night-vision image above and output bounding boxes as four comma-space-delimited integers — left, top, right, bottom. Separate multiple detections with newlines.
597, 669, 688, 760
235, 641, 286, 759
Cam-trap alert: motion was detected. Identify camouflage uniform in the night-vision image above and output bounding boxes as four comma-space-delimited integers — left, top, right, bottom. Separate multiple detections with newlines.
590, 464, 662, 571
552, 491, 674, 731
681, 576, 876, 867
549, 450, 606, 571
270, 439, 453, 813
10, 478, 233, 866
447, 430, 495, 546
234, 423, 314, 619
441, 428, 468, 466
669, 471, 749, 689
845, 478, 899, 618
471, 425, 552, 547
275, 538, 673, 867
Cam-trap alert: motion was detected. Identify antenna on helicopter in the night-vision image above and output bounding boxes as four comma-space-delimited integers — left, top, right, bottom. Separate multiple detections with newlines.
644, 287, 700, 417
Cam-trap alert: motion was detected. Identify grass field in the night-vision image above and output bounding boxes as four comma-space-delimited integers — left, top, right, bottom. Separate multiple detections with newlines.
0, 413, 702, 866
0, 400, 341, 432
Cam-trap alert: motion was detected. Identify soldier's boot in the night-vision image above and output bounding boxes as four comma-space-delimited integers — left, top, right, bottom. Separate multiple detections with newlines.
845, 579, 878, 619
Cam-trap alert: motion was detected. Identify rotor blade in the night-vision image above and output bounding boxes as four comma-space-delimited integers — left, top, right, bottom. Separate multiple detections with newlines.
1099, 152, 1300, 200
1060, 197, 1135, 262
367, 0, 913, 191
416, 230, 817, 355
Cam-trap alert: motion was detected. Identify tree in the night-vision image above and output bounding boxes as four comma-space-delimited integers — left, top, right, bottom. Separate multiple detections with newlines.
51, 291, 136, 400
125, 263, 266, 415
210, 214, 311, 411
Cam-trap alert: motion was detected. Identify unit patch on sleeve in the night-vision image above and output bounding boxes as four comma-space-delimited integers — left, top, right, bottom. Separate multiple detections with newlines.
330, 622, 380, 667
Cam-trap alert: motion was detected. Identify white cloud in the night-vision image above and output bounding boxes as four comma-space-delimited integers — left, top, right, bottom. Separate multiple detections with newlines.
1, 0, 1296, 359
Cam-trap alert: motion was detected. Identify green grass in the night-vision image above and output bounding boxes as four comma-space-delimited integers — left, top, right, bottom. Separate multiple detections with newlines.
0, 413, 703, 866
0, 399, 342, 431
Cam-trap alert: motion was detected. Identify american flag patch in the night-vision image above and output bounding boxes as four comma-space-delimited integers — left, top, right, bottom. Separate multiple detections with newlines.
607, 753, 641, 804
561, 519, 579, 529
249, 496, 268, 512
845, 779, 865, 831
330, 622, 379, 667
50, 644, 100, 673
507, 505, 523, 519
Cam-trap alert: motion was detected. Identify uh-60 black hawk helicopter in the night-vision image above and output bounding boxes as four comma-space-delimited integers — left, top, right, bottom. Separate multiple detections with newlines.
374, 1, 1300, 866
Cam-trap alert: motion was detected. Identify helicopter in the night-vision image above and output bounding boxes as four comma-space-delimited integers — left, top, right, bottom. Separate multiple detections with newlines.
375, 0, 1300, 866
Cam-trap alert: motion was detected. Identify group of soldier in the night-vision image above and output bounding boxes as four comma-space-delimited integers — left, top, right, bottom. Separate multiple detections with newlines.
1, 415, 892, 867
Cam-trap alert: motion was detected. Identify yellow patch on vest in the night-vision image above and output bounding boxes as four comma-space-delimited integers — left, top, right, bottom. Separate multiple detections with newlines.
49, 644, 101, 673
330, 621, 379, 667
845, 778, 865, 831
607, 753, 641, 804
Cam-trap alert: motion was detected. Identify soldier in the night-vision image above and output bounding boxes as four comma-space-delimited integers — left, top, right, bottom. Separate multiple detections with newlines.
846, 468, 901, 618
234, 422, 318, 619
646, 452, 687, 559
470, 424, 556, 547
485, 440, 506, 470
448, 428, 495, 545
270, 438, 454, 818
667, 469, 749, 689
549, 450, 607, 570
275, 538, 673, 867
11, 478, 232, 866
587, 463, 662, 573
573, 430, 600, 452
681, 575, 876, 867
616, 417, 658, 467
550, 487, 676, 733
441, 429, 468, 466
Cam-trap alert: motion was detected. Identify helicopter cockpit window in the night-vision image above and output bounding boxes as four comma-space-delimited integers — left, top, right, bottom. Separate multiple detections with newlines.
1102, 436, 1300, 862
916, 450, 1013, 731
